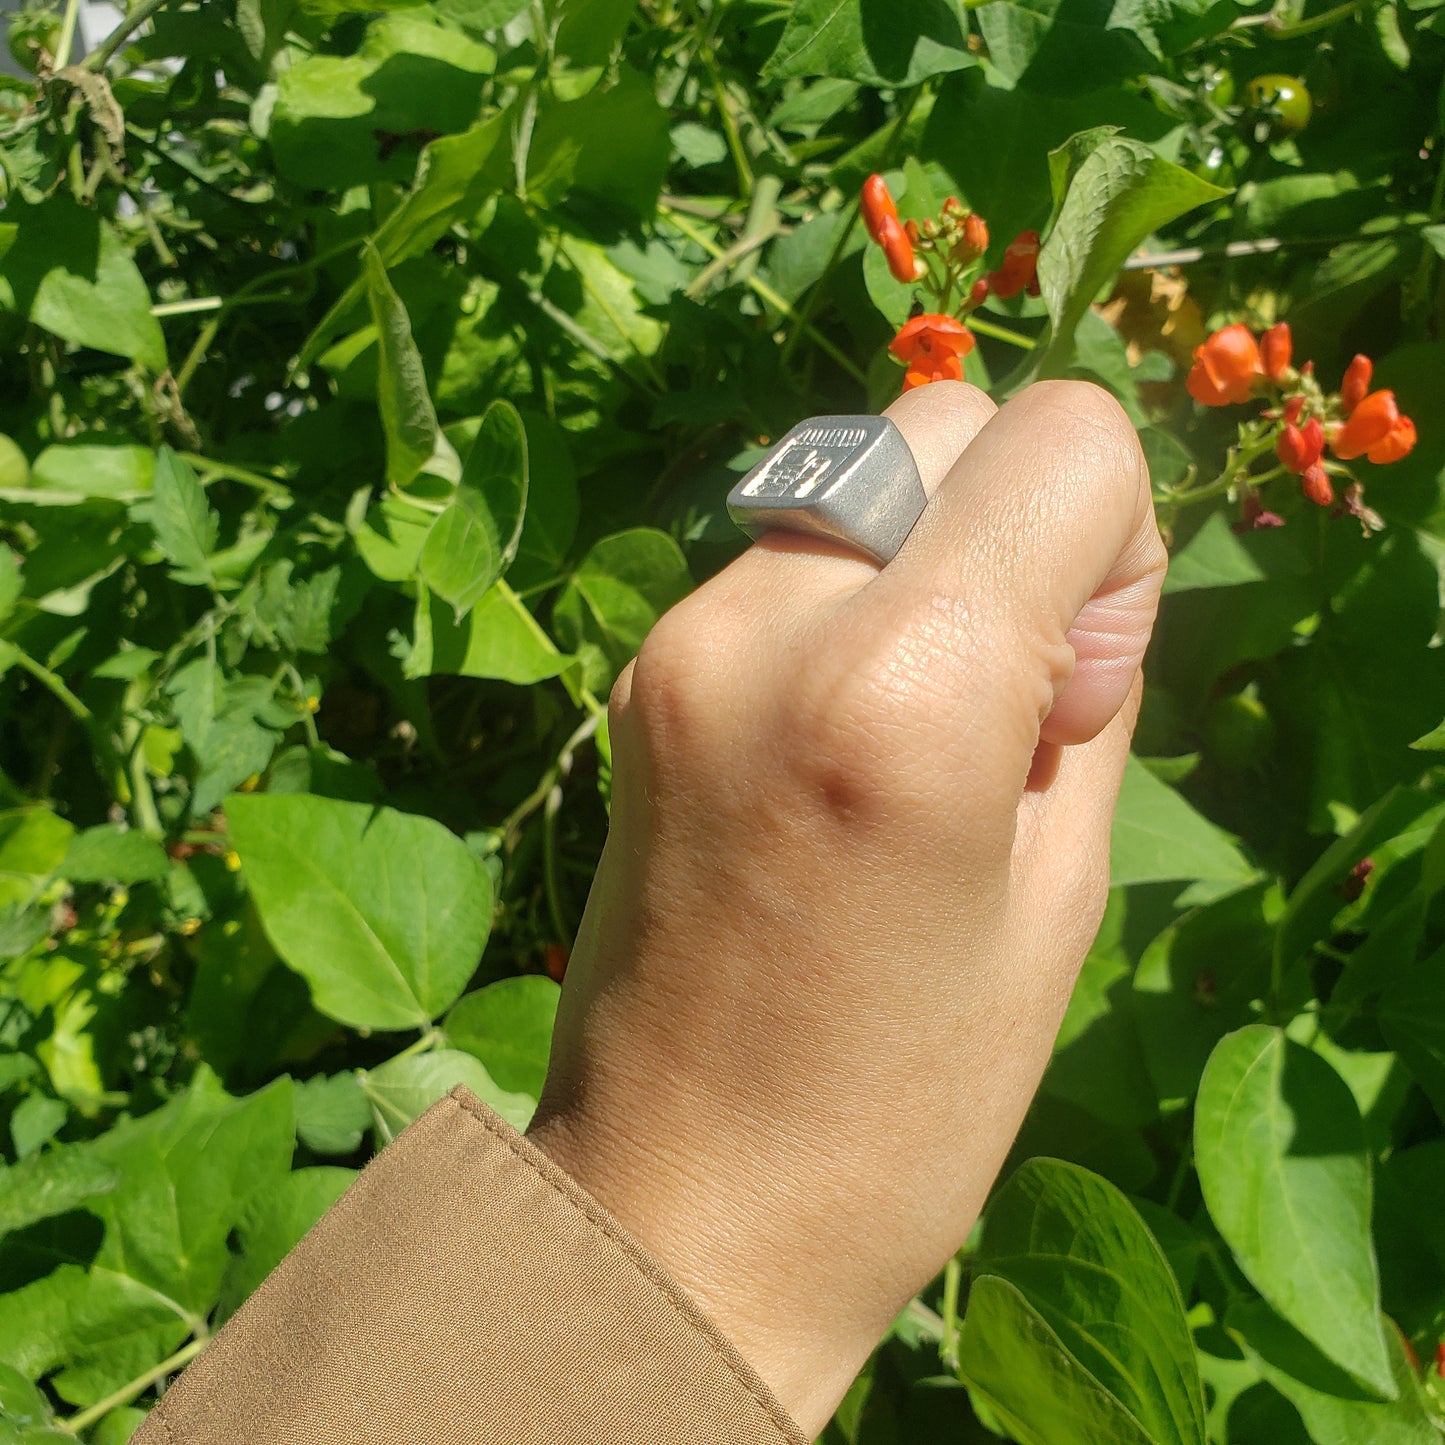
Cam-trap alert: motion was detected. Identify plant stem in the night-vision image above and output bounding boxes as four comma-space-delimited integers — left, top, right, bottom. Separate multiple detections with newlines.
62, 1336, 207, 1432
779, 84, 923, 369
54, 0, 82, 67
7, 646, 93, 726
1405, 147, 1445, 333
1264, 0, 1370, 39
683, 213, 783, 298
662, 207, 868, 384
84, 0, 176, 70
940, 1255, 963, 1371
179, 453, 293, 504
1159, 430, 1276, 514
968, 314, 1036, 350
499, 712, 600, 850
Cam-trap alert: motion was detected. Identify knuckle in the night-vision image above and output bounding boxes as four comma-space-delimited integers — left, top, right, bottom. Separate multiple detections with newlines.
1027, 379, 1147, 483
626, 600, 730, 753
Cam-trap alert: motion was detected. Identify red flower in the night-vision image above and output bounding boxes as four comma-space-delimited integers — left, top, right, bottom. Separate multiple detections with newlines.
1330, 390, 1401, 460
1261, 322, 1292, 382
988, 229, 1041, 299
1282, 395, 1304, 425
1187, 325, 1263, 406
877, 213, 920, 284
890, 313, 975, 390
1341, 354, 1372, 415
1277, 417, 1324, 474
861, 174, 898, 245
1301, 462, 1334, 507
1365, 414, 1415, 465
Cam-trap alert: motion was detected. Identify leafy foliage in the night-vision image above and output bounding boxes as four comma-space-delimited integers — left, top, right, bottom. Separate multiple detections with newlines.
1, 0, 1445, 1440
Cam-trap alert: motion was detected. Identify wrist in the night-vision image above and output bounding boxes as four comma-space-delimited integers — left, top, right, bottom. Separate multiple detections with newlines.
526, 1104, 871, 1437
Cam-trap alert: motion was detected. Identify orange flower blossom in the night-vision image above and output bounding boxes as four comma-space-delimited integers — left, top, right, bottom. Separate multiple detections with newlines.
890, 313, 975, 390
1186, 325, 1263, 406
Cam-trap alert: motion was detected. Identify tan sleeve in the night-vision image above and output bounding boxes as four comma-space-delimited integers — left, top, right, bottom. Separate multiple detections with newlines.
134, 1086, 806, 1445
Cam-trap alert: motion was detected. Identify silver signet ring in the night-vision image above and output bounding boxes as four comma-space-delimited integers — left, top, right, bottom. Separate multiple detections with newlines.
725, 415, 926, 565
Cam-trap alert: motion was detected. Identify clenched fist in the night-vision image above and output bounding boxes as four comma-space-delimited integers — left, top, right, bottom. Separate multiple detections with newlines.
528, 379, 1167, 1435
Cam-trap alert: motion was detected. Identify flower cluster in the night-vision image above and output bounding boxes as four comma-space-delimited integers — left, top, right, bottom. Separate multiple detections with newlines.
1187, 322, 1415, 522
862, 175, 1042, 392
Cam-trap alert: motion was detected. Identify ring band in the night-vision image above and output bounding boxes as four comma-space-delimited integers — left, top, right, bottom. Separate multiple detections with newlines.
726, 415, 926, 565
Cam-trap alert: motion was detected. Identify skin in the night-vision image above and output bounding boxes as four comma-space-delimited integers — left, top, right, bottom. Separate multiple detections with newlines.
527, 379, 1168, 1436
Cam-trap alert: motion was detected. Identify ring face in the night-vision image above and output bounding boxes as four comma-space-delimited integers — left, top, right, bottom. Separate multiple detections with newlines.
726, 415, 926, 564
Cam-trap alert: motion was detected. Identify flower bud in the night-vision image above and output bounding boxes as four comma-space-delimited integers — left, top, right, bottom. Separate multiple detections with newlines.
1340, 354, 1372, 415
943, 195, 964, 217
878, 213, 920, 284
1301, 462, 1334, 507
954, 212, 988, 262
904, 218, 921, 244
861, 174, 898, 245
1282, 395, 1304, 425
1260, 322, 1292, 382
1277, 416, 1324, 473
968, 277, 990, 308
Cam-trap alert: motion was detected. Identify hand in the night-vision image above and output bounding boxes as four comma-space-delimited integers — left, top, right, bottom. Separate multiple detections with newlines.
527, 380, 1167, 1435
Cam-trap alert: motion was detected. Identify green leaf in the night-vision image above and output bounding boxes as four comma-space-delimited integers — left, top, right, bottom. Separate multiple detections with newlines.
524, 69, 670, 216
218, 1166, 356, 1318
0, 198, 166, 371
957, 1275, 1155, 1445
1109, 755, 1256, 888
1230, 1302, 1438, 1445
364, 243, 461, 492
1378, 942, 1445, 1121
1131, 884, 1275, 1113
148, 448, 218, 587
552, 528, 692, 690
419, 492, 499, 619
359, 1047, 534, 1141
0, 1072, 293, 1405
1274, 789, 1445, 982
299, 115, 508, 365
553, 0, 636, 71
1036, 137, 1226, 372
409, 579, 571, 683
1411, 716, 1445, 749
762, 0, 974, 87
294, 1072, 373, 1156
226, 793, 494, 1031
418, 400, 528, 619
0, 552, 19, 628
920, 72, 1181, 256
975, 1158, 1207, 1445
1194, 1026, 1394, 1398
30, 444, 155, 502
976, 0, 1219, 90
350, 490, 436, 582
1163, 512, 1309, 595
443, 975, 559, 1098
60, 826, 168, 884
0, 809, 74, 910
268, 13, 496, 189
0, 1148, 117, 1238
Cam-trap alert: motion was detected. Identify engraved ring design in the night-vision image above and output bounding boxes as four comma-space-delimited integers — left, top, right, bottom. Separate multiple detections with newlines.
725, 415, 927, 566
